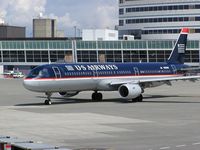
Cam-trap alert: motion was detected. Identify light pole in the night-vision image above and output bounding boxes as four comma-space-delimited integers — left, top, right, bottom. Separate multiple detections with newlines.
74, 26, 77, 39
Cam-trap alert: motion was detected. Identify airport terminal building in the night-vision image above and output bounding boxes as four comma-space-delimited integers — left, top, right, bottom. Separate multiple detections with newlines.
0, 38, 199, 74
0, 0, 200, 74
118, 0, 200, 40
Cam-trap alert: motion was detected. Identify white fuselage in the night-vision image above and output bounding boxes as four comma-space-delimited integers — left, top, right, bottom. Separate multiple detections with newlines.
23, 74, 179, 93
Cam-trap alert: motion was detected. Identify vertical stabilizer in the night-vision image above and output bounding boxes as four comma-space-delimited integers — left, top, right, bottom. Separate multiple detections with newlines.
167, 28, 189, 64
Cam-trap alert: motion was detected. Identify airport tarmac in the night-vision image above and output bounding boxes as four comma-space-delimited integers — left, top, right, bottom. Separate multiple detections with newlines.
0, 79, 200, 150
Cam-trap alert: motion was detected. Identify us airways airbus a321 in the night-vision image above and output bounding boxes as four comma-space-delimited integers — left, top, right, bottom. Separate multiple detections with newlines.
23, 28, 200, 105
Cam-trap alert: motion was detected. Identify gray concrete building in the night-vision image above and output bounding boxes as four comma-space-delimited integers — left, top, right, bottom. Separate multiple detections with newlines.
118, 0, 200, 40
33, 18, 57, 38
0, 25, 25, 38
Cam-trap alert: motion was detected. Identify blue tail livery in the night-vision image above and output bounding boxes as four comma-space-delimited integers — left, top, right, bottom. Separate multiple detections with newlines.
167, 28, 188, 64
23, 28, 200, 105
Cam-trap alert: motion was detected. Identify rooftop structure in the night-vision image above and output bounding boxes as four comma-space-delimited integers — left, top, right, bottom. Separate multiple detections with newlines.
0, 25, 25, 38
82, 29, 118, 41
33, 18, 57, 38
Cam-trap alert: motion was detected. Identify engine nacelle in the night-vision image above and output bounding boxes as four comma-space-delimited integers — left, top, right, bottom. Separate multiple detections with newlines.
118, 84, 142, 99
59, 91, 79, 97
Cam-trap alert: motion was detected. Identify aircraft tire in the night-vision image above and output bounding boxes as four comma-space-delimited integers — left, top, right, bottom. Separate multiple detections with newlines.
96, 93, 103, 101
92, 92, 103, 101
92, 93, 96, 101
138, 94, 143, 102
44, 100, 52, 105
132, 94, 143, 103
132, 98, 138, 103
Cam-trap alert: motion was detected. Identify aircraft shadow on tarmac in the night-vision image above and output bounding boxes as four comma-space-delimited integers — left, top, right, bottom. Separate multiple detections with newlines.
143, 95, 200, 103
15, 94, 200, 106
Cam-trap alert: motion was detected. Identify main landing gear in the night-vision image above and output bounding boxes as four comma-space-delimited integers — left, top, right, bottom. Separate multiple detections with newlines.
43, 92, 143, 104
44, 92, 52, 105
92, 91, 103, 101
132, 94, 143, 103
91, 92, 143, 103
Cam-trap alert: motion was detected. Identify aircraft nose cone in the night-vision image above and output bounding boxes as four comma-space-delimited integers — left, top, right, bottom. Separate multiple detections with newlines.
23, 79, 39, 92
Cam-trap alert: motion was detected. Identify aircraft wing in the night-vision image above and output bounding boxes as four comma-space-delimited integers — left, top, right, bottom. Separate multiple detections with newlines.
109, 75, 200, 87
137, 75, 200, 83
181, 67, 200, 71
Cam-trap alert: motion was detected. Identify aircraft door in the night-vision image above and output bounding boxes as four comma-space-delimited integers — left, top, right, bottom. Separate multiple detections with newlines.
171, 65, 177, 74
133, 67, 139, 76
52, 67, 61, 78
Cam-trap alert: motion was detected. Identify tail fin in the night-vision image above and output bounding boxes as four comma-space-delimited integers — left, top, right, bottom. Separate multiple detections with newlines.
167, 28, 189, 64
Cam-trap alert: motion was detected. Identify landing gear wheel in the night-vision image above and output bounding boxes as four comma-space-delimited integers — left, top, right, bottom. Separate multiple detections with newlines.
96, 93, 103, 101
92, 92, 103, 101
132, 98, 138, 103
138, 94, 143, 102
132, 94, 143, 103
44, 100, 52, 105
92, 93, 96, 101
44, 92, 52, 105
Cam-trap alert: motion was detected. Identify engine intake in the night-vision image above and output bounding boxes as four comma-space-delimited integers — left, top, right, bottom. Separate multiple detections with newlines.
119, 84, 142, 99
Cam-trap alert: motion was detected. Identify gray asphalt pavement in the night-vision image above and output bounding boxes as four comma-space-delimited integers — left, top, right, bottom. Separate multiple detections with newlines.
0, 79, 200, 150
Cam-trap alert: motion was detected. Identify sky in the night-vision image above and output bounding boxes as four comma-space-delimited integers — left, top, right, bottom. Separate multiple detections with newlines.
0, 0, 118, 37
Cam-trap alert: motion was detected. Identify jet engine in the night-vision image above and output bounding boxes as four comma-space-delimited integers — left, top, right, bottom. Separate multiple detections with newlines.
59, 91, 79, 97
118, 84, 142, 99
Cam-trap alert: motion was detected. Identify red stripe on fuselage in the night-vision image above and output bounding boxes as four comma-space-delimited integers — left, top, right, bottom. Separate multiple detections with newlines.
24, 74, 184, 81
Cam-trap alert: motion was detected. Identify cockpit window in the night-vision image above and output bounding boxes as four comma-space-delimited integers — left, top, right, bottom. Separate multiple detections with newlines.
26, 66, 50, 78
38, 68, 49, 78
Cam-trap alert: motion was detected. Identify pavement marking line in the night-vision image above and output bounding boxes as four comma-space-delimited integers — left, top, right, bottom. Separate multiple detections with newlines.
192, 142, 200, 145
159, 147, 171, 150
175, 144, 186, 148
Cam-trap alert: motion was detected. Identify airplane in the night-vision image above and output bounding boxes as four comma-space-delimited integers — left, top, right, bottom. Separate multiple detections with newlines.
23, 28, 200, 105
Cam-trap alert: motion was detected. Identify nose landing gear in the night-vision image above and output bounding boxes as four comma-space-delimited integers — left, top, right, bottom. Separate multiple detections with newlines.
44, 92, 52, 105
